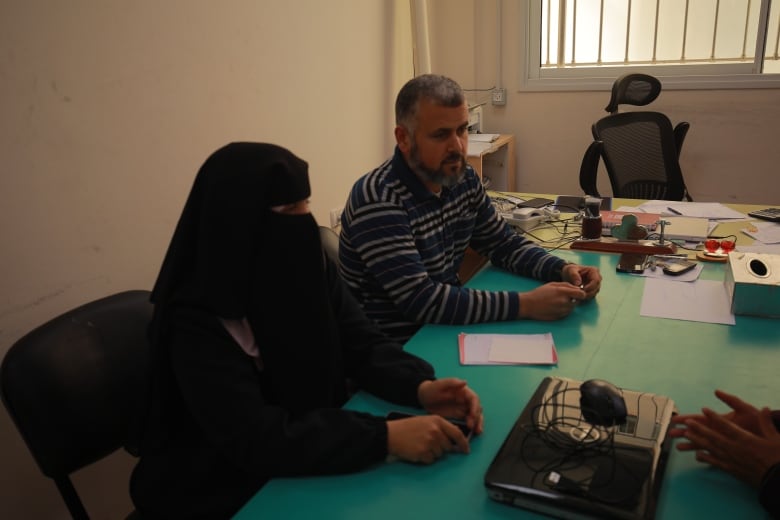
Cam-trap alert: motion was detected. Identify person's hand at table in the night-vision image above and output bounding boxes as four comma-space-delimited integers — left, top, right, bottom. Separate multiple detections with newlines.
417, 378, 483, 435
386, 413, 470, 464
517, 283, 584, 320
387, 377, 482, 464
562, 263, 602, 300
671, 390, 764, 439
670, 390, 780, 487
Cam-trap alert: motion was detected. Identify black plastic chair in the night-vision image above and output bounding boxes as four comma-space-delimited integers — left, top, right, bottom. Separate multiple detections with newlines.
319, 225, 340, 266
579, 73, 692, 201
0, 290, 153, 520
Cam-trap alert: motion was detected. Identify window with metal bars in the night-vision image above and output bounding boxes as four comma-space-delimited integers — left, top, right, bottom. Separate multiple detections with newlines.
522, 0, 780, 90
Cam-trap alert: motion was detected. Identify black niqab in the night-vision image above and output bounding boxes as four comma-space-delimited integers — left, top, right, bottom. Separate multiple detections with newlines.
149, 142, 343, 415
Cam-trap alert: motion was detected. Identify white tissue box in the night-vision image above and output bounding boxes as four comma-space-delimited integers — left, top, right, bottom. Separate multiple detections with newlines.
724, 253, 780, 318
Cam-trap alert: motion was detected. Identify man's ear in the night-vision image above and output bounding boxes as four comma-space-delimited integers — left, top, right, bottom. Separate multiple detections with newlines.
395, 125, 412, 154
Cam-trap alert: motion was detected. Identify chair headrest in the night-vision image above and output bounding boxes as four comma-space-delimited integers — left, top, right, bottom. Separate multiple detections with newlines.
605, 73, 662, 114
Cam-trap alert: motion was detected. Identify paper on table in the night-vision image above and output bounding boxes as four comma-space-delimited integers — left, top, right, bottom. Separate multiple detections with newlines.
640, 278, 735, 325
458, 332, 558, 365
741, 221, 780, 244
737, 244, 780, 254
636, 200, 746, 220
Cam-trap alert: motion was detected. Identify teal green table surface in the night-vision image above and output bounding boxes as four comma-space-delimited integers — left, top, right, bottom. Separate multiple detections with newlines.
235, 251, 779, 519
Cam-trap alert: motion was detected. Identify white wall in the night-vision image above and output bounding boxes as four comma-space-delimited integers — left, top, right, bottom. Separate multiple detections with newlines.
0, 1, 410, 517
427, 0, 780, 206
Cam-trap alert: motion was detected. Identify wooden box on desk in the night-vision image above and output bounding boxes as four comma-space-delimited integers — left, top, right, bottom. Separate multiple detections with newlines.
724, 252, 780, 318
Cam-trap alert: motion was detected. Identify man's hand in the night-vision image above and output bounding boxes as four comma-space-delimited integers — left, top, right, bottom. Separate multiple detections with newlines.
517, 282, 583, 320
562, 264, 602, 300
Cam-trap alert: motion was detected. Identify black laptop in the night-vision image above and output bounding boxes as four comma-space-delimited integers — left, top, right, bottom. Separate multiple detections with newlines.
485, 376, 676, 520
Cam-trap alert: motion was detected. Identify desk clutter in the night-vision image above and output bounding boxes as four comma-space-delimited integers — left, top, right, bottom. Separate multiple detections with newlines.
747, 207, 780, 222
491, 193, 780, 324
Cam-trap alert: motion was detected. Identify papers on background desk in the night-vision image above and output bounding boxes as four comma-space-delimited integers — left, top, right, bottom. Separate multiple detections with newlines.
468, 134, 501, 156
458, 333, 558, 365
737, 244, 780, 254
640, 278, 735, 325
469, 133, 500, 143
467, 140, 494, 156
741, 221, 780, 244
636, 200, 747, 220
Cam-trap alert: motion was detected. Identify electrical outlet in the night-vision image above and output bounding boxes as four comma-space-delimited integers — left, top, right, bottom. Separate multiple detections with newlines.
492, 87, 506, 106
329, 207, 343, 229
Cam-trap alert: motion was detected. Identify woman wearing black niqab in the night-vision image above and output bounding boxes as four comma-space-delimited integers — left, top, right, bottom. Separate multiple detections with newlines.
131, 143, 484, 519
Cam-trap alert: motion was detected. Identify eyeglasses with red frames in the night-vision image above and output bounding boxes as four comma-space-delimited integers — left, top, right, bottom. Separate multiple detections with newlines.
704, 236, 736, 255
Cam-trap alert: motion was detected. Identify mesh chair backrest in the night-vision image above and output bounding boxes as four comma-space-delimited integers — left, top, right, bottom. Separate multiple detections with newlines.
0, 290, 153, 479
605, 74, 662, 114
594, 112, 686, 201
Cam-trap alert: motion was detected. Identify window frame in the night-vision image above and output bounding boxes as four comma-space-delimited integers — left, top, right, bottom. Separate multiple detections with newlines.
521, 0, 780, 91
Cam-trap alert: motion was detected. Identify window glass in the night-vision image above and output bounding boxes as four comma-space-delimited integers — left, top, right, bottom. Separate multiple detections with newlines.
525, 0, 780, 90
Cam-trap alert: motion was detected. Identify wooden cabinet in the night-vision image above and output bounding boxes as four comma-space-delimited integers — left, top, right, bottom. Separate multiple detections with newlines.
466, 134, 516, 192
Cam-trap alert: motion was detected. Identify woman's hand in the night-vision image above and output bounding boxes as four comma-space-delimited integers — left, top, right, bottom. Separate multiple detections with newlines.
417, 378, 483, 436
386, 414, 469, 464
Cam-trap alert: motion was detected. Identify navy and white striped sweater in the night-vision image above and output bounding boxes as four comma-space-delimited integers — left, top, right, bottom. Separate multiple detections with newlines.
338, 146, 567, 343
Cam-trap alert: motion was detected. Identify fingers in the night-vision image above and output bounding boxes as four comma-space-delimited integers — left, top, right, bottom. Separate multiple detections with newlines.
436, 382, 484, 436
563, 265, 582, 286
441, 420, 470, 454
692, 408, 742, 443
460, 398, 484, 436
435, 377, 467, 392
461, 386, 483, 432
519, 283, 590, 319
546, 283, 585, 312
417, 418, 468, 463
387, 415, 460, 465
418, 378, 465, 409
714, 389, 756, 414
670, 412, 705, 425
757, 407, 778, 437
682, 408, 756, 461
565, 265, 602, 300
583, 279, 601, 299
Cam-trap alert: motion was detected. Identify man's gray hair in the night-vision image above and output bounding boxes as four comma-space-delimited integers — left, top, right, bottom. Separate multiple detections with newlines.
395, 74, 465, 132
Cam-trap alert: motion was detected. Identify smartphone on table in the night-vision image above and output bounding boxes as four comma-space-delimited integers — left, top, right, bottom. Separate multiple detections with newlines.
660, 259, 697, 276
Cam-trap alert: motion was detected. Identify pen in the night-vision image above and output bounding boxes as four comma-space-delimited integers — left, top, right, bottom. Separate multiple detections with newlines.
666, 207, 682, 215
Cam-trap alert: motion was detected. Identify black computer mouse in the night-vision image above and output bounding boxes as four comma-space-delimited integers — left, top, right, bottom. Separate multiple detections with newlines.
579, 379, 628, 426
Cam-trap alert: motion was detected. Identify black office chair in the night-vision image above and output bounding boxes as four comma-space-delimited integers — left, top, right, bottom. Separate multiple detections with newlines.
579, 73, 693, 201
0, 290, 153, 520
319, 225, 340, 266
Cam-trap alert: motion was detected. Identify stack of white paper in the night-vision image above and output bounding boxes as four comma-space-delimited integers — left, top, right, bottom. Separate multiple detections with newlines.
458, 332, 558, 365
